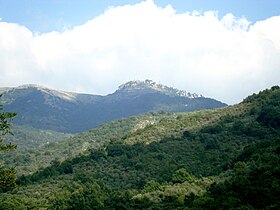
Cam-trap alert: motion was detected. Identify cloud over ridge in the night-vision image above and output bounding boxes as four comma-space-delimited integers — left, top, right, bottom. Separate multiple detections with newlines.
0, 0, 279, 104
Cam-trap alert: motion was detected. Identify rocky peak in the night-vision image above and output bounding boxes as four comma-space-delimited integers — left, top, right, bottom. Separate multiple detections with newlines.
4, 84, 78, 103
116, 79, 203, 98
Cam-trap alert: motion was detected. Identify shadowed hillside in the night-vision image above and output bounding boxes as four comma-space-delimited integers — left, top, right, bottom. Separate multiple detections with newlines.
1, 80, 226, 133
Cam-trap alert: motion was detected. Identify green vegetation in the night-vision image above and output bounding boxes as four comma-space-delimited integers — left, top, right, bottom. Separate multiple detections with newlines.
7, 125, 71, 151
0, 96, 17, 193
2, 113, 171, 176
0, 86, 279, 209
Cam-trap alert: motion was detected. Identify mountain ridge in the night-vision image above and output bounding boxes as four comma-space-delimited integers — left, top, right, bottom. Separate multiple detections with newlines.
2, 79, 204, 101
1, 80, 227, 133
115, 79, 203, 98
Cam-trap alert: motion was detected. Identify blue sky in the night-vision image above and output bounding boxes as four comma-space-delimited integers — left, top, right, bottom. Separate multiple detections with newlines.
1, 0, 279, 32
0, 0, 280, 104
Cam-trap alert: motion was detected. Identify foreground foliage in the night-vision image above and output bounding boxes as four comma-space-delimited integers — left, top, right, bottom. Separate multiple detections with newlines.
0, 96, 17, 193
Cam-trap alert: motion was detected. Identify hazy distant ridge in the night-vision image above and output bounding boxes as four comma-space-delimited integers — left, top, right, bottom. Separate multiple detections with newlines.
1, 80, 226, 133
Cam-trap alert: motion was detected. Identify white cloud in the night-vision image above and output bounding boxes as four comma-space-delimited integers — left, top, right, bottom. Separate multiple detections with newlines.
0, 0, 279, 104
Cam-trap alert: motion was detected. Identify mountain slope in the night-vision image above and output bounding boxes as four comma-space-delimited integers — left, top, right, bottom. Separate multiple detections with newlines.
7, 125, 72, 151
1, 80, 226, 133
1, 86, 279, 209
2, 113, 167, 175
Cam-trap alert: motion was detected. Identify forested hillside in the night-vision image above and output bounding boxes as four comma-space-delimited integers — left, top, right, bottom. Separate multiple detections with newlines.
7, 126, 71, 151
0, 86, 279, 209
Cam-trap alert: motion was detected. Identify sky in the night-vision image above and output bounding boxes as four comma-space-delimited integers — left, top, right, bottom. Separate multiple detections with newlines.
0, 0, 280, 104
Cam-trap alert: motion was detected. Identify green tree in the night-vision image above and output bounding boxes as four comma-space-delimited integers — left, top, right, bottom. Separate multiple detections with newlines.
66, 182, 105, 210
0, 195, 27, 210
172, 168, 195, 184
0, 96, 17, 192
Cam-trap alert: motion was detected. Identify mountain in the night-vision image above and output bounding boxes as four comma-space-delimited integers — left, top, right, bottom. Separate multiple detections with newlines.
1, 86, 279, 209
0, 86, 279, 209
0, 80, 226, 133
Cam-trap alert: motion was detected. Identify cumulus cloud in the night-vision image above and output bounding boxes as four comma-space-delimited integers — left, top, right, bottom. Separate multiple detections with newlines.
0, 0, 279, 104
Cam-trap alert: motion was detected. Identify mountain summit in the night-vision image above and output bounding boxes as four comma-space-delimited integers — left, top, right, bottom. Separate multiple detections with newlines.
1, 81, 226, 133
116, 79, 202, 98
